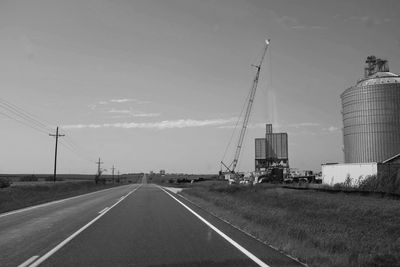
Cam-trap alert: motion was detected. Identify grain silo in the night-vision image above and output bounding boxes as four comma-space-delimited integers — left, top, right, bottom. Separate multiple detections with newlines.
341, 56, 400, 163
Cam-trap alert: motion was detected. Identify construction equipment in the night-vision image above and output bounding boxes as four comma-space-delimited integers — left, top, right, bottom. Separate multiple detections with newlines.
220, 39, 270, 184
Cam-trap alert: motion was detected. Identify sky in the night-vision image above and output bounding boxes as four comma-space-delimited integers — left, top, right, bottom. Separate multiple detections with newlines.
0, 0, 399, 174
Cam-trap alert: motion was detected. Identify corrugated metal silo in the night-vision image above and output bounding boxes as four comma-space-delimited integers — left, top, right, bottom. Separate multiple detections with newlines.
341, 57, 400, 163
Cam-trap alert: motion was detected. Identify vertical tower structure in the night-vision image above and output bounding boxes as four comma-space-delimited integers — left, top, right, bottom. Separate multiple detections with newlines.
255, 124, 288, 171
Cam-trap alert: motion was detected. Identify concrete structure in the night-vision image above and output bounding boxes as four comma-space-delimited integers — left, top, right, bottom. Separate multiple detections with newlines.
341, 56, 400, 163
255, 124, 288, 171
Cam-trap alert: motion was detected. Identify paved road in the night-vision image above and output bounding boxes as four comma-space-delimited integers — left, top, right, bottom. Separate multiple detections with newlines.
0, 183, 303, 267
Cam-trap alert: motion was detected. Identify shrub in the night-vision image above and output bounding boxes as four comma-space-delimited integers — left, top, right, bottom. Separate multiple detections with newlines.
359, 173, 400, 195
0, 177, 11, 188
44, 176, 64, 182
19, 175, 38, 182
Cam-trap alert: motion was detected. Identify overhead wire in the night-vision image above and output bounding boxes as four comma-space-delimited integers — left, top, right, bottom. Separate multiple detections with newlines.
58, 127, 96, 163
0, 98, 53, 132
0, 98, 96, 165
0, 110, 50, 135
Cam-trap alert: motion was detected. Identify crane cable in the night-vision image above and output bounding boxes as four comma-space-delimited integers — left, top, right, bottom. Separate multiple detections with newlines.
220, 83, 253, 169
220, 41, 269, 171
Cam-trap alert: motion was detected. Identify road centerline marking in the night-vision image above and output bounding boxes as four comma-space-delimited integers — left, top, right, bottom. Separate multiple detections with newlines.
28, 184, 142, 267
18, 255, 39, 267
159, 186, 270, 267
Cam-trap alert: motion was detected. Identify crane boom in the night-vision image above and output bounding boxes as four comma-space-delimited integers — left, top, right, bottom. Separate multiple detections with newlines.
222, 39, 270, 174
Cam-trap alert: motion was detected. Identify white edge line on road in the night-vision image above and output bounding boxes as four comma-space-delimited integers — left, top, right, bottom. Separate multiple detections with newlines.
0, 184, 133, 219
98, 207, 109, 214
27, 184, 142, 267
18, 256, 39, 267
159, 186, 270, 267
176, 192, 308, 267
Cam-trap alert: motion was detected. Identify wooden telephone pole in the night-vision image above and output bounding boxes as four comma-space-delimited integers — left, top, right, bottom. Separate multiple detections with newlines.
96, 158, 103, 176
112, 165, 115, 183
49, 126, 65, 182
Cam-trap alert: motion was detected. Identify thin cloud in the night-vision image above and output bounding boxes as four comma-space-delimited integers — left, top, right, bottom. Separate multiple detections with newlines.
219, 122, 320, 130
99, 98, 151, 105
108, 109, 160, 117
336, 15, 391, 28
95, 98, 151, 107
291, 25, 327, 30
218, 122, 265, 129
110, 98, 133, 103
63, 118, 236, 130
288, 122, 320, 128
322, 126, 339, 133
276, 15, 327, 30
88, 104, 97, 110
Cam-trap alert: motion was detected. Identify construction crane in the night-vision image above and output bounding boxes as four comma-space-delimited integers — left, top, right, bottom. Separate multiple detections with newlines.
220, 39, 270, 182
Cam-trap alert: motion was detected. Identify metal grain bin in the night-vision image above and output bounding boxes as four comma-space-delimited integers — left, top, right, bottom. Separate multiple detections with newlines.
341, 71, 400, 163
265, 133, 288, 160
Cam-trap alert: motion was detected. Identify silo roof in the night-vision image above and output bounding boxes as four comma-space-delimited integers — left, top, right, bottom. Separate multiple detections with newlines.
357, 71, 400, 87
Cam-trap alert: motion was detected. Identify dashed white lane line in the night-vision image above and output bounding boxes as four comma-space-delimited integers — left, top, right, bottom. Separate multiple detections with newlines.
27, 185, 142, 267
18, 256, 39, 267
0, 185, 130, 219
159, 186, 270, 267
98, 207, 109, 214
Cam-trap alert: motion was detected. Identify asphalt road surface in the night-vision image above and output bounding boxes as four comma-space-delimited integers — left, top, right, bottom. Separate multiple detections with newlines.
0, 182, 303, 267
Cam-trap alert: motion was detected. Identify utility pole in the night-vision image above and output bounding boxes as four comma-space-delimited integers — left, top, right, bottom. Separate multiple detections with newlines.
49, 126, 65, 182
95, 158, 104, 184
118, 170, 120, 183
96, 158, 103, 176
112, 165, 115, 184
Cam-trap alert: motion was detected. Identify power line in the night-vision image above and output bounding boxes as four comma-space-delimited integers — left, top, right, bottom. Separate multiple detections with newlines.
58, 140, 94, 163
0, 99, 53, 131
0, 98, 97, 167
0, 110, 50, 135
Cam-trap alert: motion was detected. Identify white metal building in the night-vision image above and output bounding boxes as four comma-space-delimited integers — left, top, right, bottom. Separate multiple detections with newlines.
321, 153, 400, 186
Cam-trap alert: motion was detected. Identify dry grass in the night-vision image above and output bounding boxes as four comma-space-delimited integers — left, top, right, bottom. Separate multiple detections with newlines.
0, 181, 125, 214
182, 183, 400, 267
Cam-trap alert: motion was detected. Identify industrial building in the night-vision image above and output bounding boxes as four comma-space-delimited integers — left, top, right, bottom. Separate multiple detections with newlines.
255, 124, 288, 172
322, 56, 400, 184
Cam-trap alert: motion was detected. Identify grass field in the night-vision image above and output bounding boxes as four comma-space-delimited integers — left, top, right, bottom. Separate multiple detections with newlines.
182, 183, 400, 267
0, 174, 142, 214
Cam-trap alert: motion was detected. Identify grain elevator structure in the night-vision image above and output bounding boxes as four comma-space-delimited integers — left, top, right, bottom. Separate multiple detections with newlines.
255, 124, 289, 172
